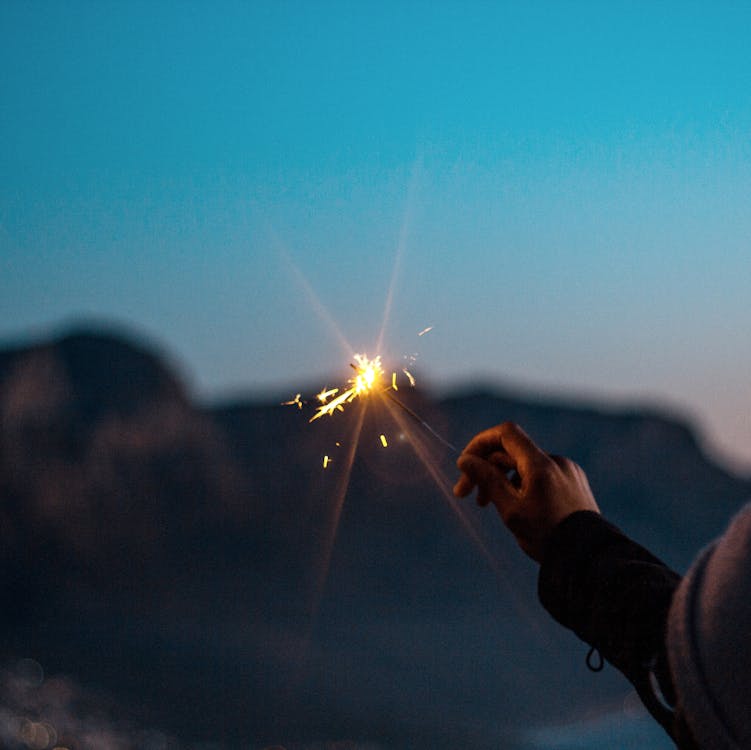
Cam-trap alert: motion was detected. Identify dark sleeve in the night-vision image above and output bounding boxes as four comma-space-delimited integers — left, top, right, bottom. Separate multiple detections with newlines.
538, 511, 682, 738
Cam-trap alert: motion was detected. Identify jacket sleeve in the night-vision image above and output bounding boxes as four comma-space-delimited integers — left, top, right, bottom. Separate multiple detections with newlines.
538, 510, 682, 739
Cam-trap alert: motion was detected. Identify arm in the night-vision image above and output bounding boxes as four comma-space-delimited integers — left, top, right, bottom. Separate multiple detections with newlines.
454, 422, 682, 740
539, 510, 681, 735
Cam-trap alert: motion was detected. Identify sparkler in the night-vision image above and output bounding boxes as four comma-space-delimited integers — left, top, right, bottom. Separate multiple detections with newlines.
283, 346, 457, 457
309, 354, 384, 423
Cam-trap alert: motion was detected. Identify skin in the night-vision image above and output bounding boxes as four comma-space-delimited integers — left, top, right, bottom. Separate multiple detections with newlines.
453, 422, 600, 562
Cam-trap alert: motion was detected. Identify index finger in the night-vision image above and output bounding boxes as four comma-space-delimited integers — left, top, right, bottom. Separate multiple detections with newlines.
460, 422, 547, 474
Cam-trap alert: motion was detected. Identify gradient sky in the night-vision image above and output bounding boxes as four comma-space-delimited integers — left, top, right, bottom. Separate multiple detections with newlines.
2, 2, 750, 472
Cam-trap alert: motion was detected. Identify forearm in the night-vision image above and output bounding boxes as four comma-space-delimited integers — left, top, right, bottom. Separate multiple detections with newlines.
538, 511, 681, 732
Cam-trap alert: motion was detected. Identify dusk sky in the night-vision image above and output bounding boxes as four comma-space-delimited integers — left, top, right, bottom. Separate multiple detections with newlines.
2, 2, 750, 473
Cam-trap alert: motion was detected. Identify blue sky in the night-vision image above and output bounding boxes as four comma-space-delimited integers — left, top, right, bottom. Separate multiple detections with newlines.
2, 1, 750, 471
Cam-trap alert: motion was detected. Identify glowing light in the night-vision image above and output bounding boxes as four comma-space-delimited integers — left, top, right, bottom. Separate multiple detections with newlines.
391, 372, 398, 391
380, 434, 388, 447
282, 393, 303, 409
402, 368, 416, 387
316, 386, 339, 403
309, 354, 384, 422
323, 455, 331, 468
418, 326, 433, 336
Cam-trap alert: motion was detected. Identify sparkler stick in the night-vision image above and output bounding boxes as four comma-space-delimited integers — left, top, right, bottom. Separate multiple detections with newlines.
383, 390, 458, 454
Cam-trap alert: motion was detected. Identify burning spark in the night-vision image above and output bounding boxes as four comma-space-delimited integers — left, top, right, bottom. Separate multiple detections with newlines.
418, 326, 433, 336
316, 386, 339, 403
303, 350, 451, 464
309, 354, 384, 423
282, 393, 303, 409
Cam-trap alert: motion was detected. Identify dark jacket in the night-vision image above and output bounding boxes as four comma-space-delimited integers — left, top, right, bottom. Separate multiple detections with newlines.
538, 511, 699, 749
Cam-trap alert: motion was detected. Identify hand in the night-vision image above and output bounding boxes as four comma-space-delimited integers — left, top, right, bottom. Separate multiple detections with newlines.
453, 422, 600, 562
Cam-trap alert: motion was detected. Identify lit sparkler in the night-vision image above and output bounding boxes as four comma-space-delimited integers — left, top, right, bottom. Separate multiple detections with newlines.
309, 354, 385, 422
281, 312, 452, 468
299, 349, 457, 455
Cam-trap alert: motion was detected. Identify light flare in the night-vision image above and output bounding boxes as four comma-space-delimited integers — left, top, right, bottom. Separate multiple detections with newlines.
309, 354, 385, 422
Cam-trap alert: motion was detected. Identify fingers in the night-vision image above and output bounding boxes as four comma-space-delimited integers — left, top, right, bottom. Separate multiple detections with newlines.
493, 422, 548, 472
454, 454, 519, 509
460, 425, 511, 459
453, 471, 475, 498
460, 422, 547, 474
488, 451, 515, 469
455, 422, 542, 500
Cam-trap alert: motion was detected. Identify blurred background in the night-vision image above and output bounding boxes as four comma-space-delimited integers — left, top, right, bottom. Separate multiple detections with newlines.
1, 2, 750, 748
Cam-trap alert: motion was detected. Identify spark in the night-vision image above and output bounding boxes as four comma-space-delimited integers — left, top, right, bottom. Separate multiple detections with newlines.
309, 354, 384, 423
282, 393, 303, 409
323, 455, 331, 469
380, 434, 388, 447
317, 386, 339, 403
402, 369, 416, 387
391, 372, 398, 391
418, 326, 433, 336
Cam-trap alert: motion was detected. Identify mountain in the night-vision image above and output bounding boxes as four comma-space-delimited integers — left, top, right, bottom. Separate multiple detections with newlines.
1, 326, 749, 749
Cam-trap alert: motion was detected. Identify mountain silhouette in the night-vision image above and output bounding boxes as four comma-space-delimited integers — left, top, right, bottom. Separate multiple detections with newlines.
1, 326, 748, 749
